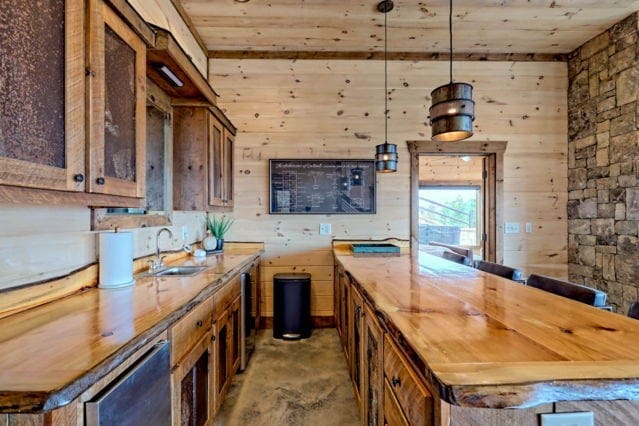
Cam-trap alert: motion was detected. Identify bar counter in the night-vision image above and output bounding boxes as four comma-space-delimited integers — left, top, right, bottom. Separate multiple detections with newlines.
334, 248, 639, 409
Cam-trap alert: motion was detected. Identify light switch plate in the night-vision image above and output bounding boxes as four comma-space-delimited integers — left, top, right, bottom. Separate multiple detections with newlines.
504, 222, 520, 234
540, 412, 594, 426
319, 223, 332, 235
525, 222, 533, 233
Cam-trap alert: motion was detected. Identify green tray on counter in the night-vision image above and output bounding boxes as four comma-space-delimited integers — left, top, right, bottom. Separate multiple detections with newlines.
351, 243, 400, 257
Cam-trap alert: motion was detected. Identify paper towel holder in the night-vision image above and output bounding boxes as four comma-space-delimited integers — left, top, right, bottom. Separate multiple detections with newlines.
98, 230, 136, 289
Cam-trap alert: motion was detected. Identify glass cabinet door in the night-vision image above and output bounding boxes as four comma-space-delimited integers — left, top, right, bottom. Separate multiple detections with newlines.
88, 0, 146, 197
0, 0, 85, 191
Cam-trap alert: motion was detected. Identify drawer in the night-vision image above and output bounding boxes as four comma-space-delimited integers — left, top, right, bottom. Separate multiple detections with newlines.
384, 378, 409, 426
215, 275, 241, 314
170, 297, 214, 365
383, 334, 433, 425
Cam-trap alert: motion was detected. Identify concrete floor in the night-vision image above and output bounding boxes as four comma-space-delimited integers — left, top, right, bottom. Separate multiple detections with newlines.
214, 328, 360, 425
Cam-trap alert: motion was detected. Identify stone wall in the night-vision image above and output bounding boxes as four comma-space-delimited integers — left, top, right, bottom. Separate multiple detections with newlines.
568, 13, 639, 313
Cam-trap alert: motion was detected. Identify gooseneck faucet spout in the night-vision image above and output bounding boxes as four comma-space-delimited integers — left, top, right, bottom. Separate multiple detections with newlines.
149, 227, 173, 272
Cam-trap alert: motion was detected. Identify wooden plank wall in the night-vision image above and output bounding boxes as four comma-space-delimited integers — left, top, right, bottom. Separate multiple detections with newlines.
0, 206, 207, 290
210, 59, 568, 318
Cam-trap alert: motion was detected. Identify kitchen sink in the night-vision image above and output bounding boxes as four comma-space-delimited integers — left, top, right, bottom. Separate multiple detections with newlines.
153, 266, 207, 277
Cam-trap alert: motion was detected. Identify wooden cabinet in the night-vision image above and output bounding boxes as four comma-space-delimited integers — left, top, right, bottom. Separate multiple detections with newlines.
362, 302, 384, 426
383, 334, 433, 426
336, 267, 350, 360
209, 119, 234, 208
173, 333, 212, 426
0, 0, 85, 192
384, 379, 409, 426
87, 0, 147, 198
173, 102, 236, 211
169, 297, 215, 426
212, 276, 241, 413
349, 286, 364, 405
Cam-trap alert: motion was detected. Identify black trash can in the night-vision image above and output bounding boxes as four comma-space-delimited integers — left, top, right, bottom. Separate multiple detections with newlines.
273, 272, 311, 340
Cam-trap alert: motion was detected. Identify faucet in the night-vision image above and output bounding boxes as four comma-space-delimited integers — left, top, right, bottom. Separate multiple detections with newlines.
148, 227, 173, 272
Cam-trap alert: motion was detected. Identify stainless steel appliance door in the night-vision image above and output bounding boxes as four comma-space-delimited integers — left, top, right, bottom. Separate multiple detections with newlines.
85, 340, 171, 426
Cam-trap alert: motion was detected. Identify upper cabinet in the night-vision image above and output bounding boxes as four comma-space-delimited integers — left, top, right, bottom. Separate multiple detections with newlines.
173, 100, 236, 211
0, 0, 85, 192
87, 0, 147, 198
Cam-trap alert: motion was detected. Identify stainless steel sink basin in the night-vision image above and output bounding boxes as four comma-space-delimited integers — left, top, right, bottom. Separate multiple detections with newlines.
153, 266, 207, 277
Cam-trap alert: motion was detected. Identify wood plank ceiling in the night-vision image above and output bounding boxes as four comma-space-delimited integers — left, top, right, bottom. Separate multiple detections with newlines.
181, 0, 639, 56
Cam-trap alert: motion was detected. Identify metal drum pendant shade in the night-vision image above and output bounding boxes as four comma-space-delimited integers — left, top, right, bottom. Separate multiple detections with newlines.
430, 82, 475, 141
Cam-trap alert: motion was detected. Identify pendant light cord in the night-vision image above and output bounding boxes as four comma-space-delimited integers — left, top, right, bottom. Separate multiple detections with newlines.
449, 0, 453, 84
384, 7, 388, 144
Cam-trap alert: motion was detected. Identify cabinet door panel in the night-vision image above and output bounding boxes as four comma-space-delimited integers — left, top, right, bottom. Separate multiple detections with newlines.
88, 0, 146, 197
0, 0, 85, 191
230, 296, 241, 373
208, 118, 224, 206
223, 131, 234, 207
363, 303, 383, 426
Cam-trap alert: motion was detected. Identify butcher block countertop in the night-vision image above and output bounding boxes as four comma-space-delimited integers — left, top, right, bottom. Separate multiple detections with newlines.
0, 247, 262, 413
334, 247, 639, 409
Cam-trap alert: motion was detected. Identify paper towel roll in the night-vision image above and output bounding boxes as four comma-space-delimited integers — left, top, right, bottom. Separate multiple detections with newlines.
99, 232, 135, 289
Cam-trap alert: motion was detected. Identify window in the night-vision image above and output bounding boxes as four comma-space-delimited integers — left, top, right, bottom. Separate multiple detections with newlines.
419, 187, 481, 248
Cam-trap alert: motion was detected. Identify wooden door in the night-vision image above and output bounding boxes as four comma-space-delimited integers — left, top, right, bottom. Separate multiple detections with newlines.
208, 117, 224, 207
88, 0, 146, 197
222, 130, 234, 207
350, 287, 364, 406
172, 333, 211, 426
362, 303, 384, 426
230, 296, 241, 373
0, 0, 85, 192
214, 307, 230, 410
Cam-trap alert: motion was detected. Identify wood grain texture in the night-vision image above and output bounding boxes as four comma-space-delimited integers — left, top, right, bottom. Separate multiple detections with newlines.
183, 0, 639, 54
169, 296, 213, 367
127, 0, 208, 77
555, 400, 639, 426
211, 58, 567, 318
207, 50, 569, 62
383, 379, 409, 426
335, 250, 639, 408
0, 247, 261, 413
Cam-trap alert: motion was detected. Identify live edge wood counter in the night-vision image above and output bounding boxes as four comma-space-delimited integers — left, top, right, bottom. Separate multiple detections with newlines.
334, 248, 639, 412
0, 247, 262, 414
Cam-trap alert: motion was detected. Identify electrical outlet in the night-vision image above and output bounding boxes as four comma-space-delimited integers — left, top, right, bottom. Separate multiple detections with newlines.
540, 412, 593, 426
319, 223, 332, 235
182, 226, 189, 241
504, 222, 520, 234
526, 223, 533, 233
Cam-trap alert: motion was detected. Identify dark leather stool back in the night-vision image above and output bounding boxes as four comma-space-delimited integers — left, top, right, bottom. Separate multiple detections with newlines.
442, 251, 471, 266
628, 302, 639, 320
527, 274, 607, 307
474, 260, 524, 282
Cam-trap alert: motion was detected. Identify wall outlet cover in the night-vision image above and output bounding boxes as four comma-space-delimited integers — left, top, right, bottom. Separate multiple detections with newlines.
525, 222, 533, 233
540, 412, 594, 426
504, 222, 520, 234
319, 223, 332, 235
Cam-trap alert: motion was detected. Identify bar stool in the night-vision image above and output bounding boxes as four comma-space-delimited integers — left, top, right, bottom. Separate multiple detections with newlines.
442, 251, 471, 266
474, 260, 524, 282
527, 274, 608, 308
628, 302, 639, 320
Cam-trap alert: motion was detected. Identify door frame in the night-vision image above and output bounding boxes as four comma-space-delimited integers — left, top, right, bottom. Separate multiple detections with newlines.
407, 141, 507, 263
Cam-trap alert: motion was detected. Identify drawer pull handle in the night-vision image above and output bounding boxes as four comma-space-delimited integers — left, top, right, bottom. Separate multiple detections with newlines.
392, 376, 401, 387
196, 320, 203, 328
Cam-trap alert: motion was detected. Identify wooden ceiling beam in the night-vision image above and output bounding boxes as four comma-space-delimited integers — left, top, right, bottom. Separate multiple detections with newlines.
207, 50, 568, 62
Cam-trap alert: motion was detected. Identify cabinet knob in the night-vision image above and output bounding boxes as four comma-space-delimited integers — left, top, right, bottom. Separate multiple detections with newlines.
392, 376, 401, 387
196, 320, 203, 328
96, 177, 105, 185
211, 334, 216, 342
73, 174, 84, 183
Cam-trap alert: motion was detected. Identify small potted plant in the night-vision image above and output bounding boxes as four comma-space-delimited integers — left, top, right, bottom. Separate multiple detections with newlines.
206, 215, 234, 251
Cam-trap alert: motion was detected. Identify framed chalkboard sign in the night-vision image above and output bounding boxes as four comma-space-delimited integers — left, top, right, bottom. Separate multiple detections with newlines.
269, 159, 376, 214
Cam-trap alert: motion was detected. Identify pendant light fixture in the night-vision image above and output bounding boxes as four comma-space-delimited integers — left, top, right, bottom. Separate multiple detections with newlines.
375, 0, 398, 173
429, 0, 475, 142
